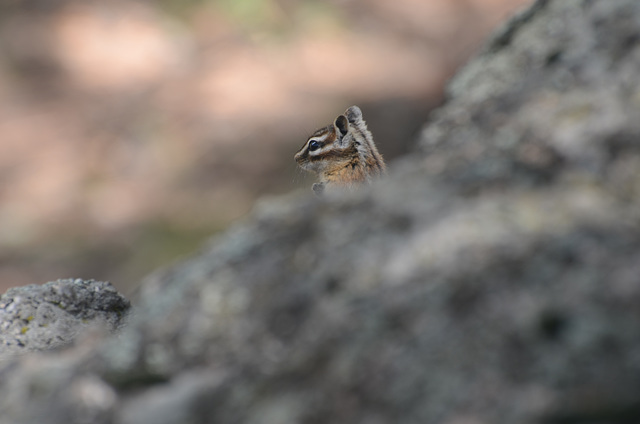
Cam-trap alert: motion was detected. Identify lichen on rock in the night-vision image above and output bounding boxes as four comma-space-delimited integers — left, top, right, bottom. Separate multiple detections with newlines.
0, 279, 130, 356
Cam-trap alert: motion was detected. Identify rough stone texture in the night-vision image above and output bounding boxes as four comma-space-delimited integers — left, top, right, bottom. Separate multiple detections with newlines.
418, 0, 640, 197
2, 0, 640, 423
0, 279, 130, 356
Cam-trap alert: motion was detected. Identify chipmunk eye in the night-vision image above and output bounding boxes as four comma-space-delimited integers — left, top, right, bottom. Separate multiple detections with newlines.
308, 140, 320, 151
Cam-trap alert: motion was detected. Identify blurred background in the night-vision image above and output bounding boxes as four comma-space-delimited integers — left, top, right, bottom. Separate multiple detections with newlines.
0, 0, 532, 295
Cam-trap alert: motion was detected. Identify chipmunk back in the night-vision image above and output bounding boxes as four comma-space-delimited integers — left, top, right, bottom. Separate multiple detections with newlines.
294, 106, 386, 194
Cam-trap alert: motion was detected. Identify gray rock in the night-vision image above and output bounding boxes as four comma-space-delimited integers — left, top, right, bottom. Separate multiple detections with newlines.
3, 0, 640, 423
0, 279, 130, 356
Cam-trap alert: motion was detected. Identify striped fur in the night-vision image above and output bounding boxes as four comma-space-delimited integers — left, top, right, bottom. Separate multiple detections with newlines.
294, 106, 386, 193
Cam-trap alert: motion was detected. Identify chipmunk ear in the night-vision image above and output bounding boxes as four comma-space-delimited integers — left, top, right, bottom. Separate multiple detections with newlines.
334, 115, 349, 138
345, 105, 362, 124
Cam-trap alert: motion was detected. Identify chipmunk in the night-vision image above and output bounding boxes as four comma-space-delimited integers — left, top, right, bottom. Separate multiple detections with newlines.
294, 105, 386, 195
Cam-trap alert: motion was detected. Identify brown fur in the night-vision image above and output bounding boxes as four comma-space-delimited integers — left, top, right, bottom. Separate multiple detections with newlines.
294, 106, 385, 193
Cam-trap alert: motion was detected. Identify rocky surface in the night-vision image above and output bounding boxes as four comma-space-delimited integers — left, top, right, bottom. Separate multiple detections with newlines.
0, 279, 129, 357
2, 0, 640, 423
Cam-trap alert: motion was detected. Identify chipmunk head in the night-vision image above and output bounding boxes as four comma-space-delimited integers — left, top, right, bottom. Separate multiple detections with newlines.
294, 106, 364, 173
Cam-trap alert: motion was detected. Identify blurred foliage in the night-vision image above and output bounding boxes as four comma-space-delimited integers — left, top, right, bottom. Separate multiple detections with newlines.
158, 0, 342, 36
156, 0, 210, 19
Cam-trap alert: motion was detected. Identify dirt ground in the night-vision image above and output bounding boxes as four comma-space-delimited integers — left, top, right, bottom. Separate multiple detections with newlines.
0, 0, 532, 293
